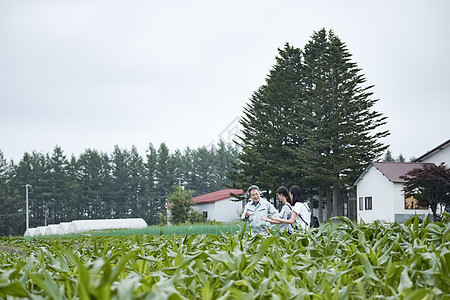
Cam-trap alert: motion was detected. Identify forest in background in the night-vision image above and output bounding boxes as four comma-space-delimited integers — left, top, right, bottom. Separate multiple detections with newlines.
0, 141, 239, 236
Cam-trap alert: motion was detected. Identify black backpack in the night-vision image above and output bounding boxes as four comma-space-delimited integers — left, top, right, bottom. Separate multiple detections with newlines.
299, 203, 320, 229
310, 214, 320, 228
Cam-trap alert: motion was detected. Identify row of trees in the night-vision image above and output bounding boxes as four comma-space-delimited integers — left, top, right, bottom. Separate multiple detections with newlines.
382, 149, 413, 162
230, 28, 390, 220
0, 141, 239, 236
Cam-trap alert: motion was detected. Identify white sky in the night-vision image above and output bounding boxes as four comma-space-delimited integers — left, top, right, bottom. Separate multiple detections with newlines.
1, 0, 449, 163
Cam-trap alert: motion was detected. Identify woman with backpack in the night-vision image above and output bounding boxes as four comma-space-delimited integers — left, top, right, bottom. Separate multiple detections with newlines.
264, 185, 311, 230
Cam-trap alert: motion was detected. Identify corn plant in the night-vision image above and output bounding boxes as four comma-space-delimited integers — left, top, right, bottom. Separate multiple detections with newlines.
1, 214, 449, 299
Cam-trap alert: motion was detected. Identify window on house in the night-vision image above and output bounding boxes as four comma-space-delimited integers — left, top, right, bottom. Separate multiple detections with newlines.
359, 197, 364, 210
202, 211, 208, 218
365, 197, 372, 210
404, 195, 427, 210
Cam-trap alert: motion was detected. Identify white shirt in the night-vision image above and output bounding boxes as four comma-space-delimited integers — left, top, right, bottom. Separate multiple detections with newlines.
279, 203, 293, 234
292, 202, 311, 229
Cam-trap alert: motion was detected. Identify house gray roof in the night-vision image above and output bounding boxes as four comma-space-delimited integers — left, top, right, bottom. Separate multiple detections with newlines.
371, 162, 434, 183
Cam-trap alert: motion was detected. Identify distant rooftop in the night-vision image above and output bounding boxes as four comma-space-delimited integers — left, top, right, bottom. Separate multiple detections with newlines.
372, 162, 434, 183
414, 138, 450, 162
193, 188, 244, 204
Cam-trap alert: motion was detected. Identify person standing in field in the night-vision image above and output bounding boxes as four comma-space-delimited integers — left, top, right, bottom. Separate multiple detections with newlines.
241, 185, 279, 236
261, 186, 293, 234
267, 185, 311, 230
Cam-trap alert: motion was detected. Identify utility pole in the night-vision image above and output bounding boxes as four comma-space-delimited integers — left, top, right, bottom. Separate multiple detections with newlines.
44, 205, 49, 226
25, 184, 32, 230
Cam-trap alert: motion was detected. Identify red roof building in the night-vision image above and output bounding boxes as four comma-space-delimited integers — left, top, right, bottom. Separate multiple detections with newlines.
192, 189, 245, 222
193, 189, 244, 204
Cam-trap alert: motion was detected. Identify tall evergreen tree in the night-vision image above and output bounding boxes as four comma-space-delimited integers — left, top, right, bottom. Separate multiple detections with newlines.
46, 146, 70, 224
22, 152, 48, 228
231, 43, 305, 202
383, 149, 395, 162
155, 143, 174, 221
128, 145, 145, 217
397, 154, 406, 162
191, 146, 213, 195
144, 143, 158, 224
65, 155, 81, 222
77, 149, 111, 219
110, 145, 131, 217
213, 141, 240, 191
295, 29, 389, 216
0, 151, 10, 235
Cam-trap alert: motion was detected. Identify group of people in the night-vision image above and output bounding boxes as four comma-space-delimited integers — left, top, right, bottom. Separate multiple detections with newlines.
241, 185, 312, 236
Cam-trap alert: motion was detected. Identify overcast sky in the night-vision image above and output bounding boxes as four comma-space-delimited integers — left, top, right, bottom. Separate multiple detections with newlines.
1, 0, 449, 163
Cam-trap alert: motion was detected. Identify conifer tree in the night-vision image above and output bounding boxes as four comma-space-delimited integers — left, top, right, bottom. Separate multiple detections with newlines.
231, 44, 305, 201
155, 143, 174, 219
397, 154, 406, 162
0, 151, 10, 235
144, 143, 158, 224
128, 146, 145, 217
383, 150, 395, 162
47, 146, 70, 224
77, 149, 111, 219
295, 29, 389, 216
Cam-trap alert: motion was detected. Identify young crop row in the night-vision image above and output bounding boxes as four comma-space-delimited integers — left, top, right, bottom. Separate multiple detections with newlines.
1, 215, 449, 299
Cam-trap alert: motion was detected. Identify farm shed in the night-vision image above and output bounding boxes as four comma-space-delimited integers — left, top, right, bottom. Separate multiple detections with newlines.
192, 189, 245, 222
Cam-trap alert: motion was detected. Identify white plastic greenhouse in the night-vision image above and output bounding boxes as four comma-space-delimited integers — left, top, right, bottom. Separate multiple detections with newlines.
23, 218, 148, 236
44, 224, 59, 235
35, 226, 48, 236
56, 222, 71, 235
24, 228, 37, 237
68, 218, 147, 234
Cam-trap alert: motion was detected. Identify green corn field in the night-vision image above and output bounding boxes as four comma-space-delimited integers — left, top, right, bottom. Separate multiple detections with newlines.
1, 215, 449, 299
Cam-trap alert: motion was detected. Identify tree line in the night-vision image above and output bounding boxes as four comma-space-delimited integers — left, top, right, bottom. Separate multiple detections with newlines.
0, 141, 239, 236
382, 149, 414, 162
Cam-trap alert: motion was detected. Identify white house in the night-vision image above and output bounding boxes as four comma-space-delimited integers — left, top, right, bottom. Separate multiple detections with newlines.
192, 189, 244, 223
354, 138, 449, 223
355, 162, 434, 223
